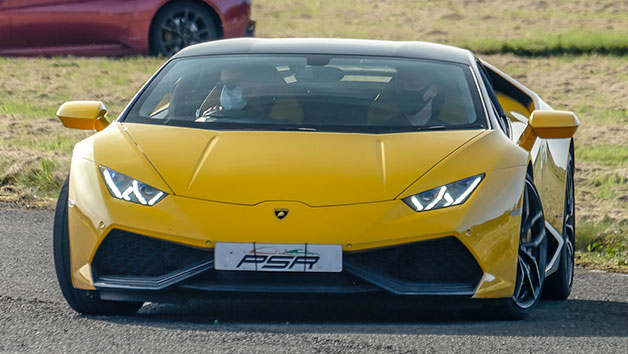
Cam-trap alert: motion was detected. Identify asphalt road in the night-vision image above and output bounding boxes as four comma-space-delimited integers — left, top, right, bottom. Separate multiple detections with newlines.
0, 207, 626, 353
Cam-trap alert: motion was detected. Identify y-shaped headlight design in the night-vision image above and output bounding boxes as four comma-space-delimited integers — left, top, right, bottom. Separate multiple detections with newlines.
99, 166, 167, 206
402, 174, 484, 212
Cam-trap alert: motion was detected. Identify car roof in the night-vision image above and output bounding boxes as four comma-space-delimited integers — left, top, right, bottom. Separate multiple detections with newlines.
172, 38, 474, 64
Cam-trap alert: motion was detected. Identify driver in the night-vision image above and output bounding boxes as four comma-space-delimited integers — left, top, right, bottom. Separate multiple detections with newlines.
200, 67, 263, 118
391, 68, 444, 126
218, 67, 248, 111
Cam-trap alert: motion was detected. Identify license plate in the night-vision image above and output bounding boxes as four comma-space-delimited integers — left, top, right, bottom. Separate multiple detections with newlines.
214, 243, 342, 272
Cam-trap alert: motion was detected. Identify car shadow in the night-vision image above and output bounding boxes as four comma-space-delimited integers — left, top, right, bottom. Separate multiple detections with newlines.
93, 294, 628, 337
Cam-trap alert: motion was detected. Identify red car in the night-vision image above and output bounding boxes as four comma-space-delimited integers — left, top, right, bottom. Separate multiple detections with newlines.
0, 0, 254, 56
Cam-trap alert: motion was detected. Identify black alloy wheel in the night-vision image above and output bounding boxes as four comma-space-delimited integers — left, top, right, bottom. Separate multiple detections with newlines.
543, 148, 575, 299
495, 174, 548, 319
150, 1, 218, 57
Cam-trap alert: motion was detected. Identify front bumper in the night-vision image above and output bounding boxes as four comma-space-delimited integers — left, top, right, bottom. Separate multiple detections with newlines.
92, 230, 482, 296
67, 156, 526, 299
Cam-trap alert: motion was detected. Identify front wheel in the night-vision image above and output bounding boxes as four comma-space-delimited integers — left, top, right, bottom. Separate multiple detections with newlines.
543, 148, 575, 299
494, 174, 548, 319
53, 178, 143, 315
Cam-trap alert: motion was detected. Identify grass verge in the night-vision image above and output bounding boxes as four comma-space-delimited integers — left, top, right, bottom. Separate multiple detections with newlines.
461, 30, 628, 56
576, 252, 628, 274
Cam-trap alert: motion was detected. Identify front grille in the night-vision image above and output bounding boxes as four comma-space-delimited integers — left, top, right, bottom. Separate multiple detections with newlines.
92, 229, 212, 278
344, 236, 482, 292
91, 232, 482, 296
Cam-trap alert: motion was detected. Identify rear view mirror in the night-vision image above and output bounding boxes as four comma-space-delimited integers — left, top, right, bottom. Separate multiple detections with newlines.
56, 101, 109, 131
518, 110, 579, 151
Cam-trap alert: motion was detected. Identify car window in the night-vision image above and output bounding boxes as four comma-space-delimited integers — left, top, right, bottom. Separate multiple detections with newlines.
125, 55, 487, 133
484, 67, 533, 113
477, 62, 510, 137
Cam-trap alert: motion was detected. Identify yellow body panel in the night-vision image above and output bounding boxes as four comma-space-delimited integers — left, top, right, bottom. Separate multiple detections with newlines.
122, 123, 483, 206
57, 101, 110, 131
66, 123, 530, 299
496, 93, 531, 118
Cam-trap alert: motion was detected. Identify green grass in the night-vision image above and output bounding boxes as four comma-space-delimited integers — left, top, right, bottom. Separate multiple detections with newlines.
576, 144, 628, 166
460, 30, 628, 56
576, 217, 619, 251
0, 154, 65, 200
5, 133, 82, 154
587, 173, 628, 200
0, 56, 163, 121
577, 251, 628, 273
572, 106, 628, 125
19, 158, 61, 198
576, 218, 628, 272
0, 100, 53, 119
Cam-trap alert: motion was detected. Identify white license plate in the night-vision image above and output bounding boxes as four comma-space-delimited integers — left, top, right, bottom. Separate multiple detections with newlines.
214, 243, 342, 272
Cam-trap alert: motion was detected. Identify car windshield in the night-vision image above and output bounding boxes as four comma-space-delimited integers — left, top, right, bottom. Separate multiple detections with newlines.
124, 55, 486, 133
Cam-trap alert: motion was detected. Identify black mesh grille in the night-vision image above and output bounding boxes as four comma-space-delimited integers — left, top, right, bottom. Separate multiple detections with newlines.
92, 229, 212, 278
344, 236, 482, 284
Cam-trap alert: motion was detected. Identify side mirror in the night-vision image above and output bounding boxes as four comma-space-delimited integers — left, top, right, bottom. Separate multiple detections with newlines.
56, 101, 110, 131
518, 110, 579, 151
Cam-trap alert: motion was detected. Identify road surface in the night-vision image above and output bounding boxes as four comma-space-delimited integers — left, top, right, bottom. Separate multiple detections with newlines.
0, 208, 626, 353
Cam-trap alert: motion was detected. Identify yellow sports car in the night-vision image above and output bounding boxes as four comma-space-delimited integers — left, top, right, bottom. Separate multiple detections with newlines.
53, 38, 579, 319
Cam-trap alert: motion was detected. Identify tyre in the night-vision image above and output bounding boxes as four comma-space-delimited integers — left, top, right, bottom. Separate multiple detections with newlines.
543, 147, 575, 299
53, 178, 143, 315
493, 174, 548, 320
150, 1, 219, 56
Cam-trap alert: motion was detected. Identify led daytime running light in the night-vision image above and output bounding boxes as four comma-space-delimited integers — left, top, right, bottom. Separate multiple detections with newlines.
99, 166, 167, 206
402, 174, 484, 212
454, 175, 482, 204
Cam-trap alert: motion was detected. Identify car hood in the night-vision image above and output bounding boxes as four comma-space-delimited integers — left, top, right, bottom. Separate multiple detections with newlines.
122, 123, 483, 206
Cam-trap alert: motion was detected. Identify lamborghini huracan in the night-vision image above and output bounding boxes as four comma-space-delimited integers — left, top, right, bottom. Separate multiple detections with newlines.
53, 38, 579, 319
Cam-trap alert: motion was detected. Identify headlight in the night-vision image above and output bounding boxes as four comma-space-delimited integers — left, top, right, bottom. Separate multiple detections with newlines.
99, 166, 167, 206
402, 174, 484, 212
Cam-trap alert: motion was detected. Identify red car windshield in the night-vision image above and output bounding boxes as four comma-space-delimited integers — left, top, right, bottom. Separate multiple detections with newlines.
124, 54, 487, 133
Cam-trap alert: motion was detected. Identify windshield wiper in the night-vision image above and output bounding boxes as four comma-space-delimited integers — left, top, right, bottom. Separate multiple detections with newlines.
425, 125, 447, 130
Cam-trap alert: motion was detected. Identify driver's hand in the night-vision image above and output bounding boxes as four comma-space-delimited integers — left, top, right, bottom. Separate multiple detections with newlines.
201, 105, 222, 117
